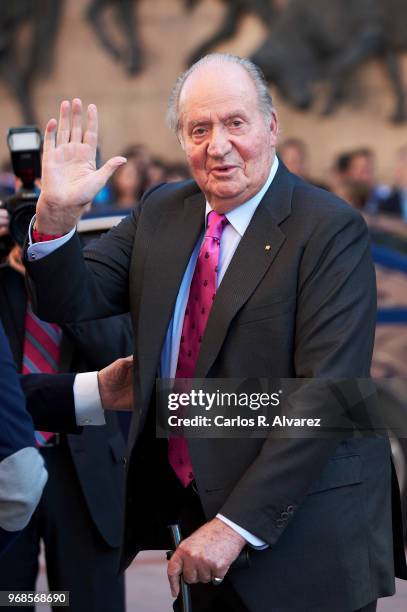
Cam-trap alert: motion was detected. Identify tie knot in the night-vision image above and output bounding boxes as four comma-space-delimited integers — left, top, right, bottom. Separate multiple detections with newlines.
206, 211, 228, 240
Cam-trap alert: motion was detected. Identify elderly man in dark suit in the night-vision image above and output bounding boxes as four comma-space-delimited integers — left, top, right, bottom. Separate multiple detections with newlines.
25, 53, 406, 611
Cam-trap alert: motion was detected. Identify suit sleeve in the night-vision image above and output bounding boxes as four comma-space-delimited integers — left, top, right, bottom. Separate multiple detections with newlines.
62, 313, 133, 371
24, 183, 168, 324
219, 204, 377, 545
20, 373, 81, 434
24, 200, 141, 324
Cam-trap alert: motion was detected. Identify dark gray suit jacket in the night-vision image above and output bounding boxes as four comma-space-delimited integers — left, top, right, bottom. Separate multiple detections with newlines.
26, 163, 407, 610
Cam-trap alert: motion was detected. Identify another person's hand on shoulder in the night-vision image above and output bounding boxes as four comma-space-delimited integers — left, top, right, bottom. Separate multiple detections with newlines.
98, 355, 134, 411
35, 99, 127, 235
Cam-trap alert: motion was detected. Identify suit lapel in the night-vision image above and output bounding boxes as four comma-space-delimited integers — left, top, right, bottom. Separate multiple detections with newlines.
136, 193, 205, 402
137, 164, 294, 399
195, 163, 294, 378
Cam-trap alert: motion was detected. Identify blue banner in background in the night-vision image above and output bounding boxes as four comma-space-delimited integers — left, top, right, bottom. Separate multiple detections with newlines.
372, 244, 407, 274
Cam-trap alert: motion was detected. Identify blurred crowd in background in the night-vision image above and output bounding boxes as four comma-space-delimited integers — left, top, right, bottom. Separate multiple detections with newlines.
1, 139, 407, 229
1, 135, 405, 380
0, 137, 406, 384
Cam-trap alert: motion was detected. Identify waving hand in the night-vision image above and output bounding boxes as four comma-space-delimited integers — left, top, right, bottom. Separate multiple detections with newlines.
36, 99, 126, 234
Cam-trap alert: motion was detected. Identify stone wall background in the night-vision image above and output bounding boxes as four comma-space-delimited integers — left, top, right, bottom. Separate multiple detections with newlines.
0, 0, 406, 184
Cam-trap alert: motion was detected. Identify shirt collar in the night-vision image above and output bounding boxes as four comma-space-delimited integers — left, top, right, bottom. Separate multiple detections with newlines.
205, 156, 279, 236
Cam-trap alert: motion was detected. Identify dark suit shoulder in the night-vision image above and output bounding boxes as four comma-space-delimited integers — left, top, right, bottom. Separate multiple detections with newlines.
140, 179, 200, 215
292, 177, 356, 216
290, 177, 367, 235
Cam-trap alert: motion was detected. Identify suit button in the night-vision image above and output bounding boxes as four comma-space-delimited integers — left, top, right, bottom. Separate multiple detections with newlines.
281, 512, 289, 519
121, 456, 127, 465
275, 518, 284, 528
287, 505, 295, 514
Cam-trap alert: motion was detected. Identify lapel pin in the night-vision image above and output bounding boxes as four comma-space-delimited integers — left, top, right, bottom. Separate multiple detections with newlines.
265, 245, 271, 251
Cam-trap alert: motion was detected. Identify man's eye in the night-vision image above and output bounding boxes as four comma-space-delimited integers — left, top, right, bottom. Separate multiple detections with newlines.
192, 127, 207, 137
231, 120, 243, 128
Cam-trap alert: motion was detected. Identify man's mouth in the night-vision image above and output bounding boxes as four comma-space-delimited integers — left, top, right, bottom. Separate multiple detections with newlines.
210, 165, 238, 176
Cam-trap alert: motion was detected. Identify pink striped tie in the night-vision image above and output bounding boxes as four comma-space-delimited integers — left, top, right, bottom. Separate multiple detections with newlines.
168, 211, 228, 487
22, 301, 62, 446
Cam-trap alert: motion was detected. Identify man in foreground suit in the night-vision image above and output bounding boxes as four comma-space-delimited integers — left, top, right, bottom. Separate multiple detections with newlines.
1, 312, 130, 611
0, 320, 49, 557
25, 54, 407, 611
0, 319, 132, 558
0, 211, 133, 610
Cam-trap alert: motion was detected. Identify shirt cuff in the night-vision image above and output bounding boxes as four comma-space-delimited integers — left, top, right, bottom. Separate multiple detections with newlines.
26, 215, 76, 262
216, 514, 269, 549
73, 372, 106, 426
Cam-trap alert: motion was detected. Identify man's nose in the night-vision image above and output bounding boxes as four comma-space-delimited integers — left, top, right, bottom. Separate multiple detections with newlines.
207, 127, 232, 158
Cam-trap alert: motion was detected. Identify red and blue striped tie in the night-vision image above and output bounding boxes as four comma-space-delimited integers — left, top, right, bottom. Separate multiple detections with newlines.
22, 301, 62, 446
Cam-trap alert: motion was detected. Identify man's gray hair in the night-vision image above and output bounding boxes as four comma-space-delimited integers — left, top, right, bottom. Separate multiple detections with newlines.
166, 53, 273, 136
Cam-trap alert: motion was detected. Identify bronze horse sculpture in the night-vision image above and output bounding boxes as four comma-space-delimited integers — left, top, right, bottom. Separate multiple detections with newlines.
186, 0, 275, 66
251, 0, 407, 122
0, 0, 64, 123
86, 0, 142, 75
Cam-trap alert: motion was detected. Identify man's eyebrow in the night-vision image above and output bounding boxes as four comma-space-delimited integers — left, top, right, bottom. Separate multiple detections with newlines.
187, 110, 248, 129
223, 110, 248, 119
187, 118, 211, 129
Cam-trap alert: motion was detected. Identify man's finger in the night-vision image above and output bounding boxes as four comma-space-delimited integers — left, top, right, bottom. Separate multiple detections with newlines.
114, 357, 133, 382
70, 98, 83, 143
196, 566, 212, 583
56, 100, 70, 147
95, 156, 127, 187
167, 554, 183, 598
43, 118, 57, 153
118, 355, 133, 368
181, 558, 198, 584
83, 103, 98, 150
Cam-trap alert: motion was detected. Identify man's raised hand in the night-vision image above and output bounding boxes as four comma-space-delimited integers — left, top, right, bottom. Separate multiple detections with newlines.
36, 99, 126, 234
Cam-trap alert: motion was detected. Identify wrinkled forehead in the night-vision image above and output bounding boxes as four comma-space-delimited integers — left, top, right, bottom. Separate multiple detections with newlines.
178, 61, 260, 128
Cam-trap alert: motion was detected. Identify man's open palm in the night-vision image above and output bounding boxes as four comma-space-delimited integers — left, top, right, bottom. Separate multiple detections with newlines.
36, 99, 126, 234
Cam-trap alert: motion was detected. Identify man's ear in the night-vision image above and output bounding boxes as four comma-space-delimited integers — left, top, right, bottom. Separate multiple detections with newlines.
177, 129, 186, 151
269, 109, 279, 146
